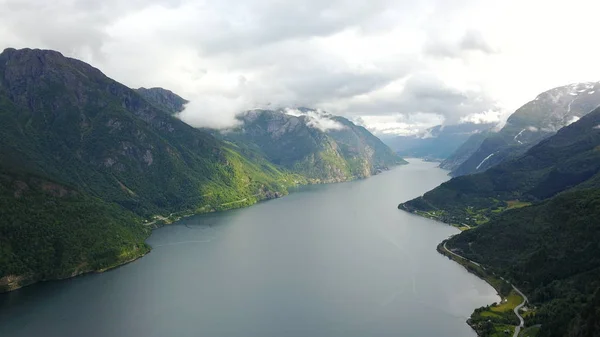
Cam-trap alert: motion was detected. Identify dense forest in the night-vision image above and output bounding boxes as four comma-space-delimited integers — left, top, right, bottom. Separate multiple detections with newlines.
447, 188, 600, 337
0, 171, 150, 291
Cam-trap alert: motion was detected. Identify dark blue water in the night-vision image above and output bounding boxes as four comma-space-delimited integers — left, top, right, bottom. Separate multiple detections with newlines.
0, 159, 498, 337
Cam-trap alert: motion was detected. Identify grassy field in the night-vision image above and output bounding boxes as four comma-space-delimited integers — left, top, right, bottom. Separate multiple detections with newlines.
491, 290, 524, 312
437, 240, 534, 337
481, 311, 502, 318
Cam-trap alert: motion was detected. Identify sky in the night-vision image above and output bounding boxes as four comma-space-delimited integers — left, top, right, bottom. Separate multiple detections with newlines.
2, 0, 600, 135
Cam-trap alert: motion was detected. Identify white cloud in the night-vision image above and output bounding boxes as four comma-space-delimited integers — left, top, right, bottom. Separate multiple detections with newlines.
176, 97, 244, 129
3, 0, 600, 134
283, 108, 303, 117
356, 113, 445, 136
284, 108, 346, 132
460, 109, 507, 124
424, 29, 497, 59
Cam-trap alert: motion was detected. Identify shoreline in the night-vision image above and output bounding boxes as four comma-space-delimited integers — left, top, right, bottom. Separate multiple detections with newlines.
0, 164, 405, 294
0, 247, 152, 294
437, 238, 528, 337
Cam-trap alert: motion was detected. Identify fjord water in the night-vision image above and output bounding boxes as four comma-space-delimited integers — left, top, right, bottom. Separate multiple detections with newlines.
0, 159, 498, 337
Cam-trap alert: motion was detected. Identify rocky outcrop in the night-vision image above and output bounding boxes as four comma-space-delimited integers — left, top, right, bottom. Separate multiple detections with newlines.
136, 87, 188, 114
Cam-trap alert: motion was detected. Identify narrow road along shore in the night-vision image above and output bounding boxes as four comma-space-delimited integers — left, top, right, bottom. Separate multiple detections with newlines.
442, 239, 527, 337
511, 285, 528, 337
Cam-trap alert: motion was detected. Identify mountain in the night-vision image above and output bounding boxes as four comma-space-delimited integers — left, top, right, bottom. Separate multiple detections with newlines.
446, 188, 600, 337
381, 122, 494, 161
399, 106, 600, 227
0, 48, 299, 291
449, 82, 600, 176
136, 87, 188, 114
400, 94, 600, 337
223, 108, 406, 183
439, 130, 492, 171
0, 48, 403, 291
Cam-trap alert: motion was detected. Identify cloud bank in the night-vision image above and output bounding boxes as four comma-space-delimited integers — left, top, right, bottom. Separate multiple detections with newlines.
3, 0, 600, 134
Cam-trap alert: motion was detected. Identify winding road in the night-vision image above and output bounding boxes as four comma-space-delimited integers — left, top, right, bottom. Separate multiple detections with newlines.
442, 240, 527, 337
511, 285, 528, 337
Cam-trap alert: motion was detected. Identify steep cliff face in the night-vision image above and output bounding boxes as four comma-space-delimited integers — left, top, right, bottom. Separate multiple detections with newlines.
224, 108, 406, 183
449, 82, 600, 176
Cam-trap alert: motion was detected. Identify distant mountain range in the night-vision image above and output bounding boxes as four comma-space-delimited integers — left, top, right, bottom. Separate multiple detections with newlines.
381, 122, 494, 161
0, 48, 403, 292
444, 82, 600, 176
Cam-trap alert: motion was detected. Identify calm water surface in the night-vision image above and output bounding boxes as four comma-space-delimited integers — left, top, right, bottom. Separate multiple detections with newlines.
0, 159, 498, 337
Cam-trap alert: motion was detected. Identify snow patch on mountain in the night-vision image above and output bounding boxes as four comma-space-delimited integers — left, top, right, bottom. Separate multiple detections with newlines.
567, 116, 580, 125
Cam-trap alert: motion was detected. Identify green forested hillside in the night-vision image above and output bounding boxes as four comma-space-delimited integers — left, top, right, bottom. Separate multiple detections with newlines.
399, 107, 600, 227
0, 48, 298, 290
446, 189, 600, 337
0, 171, 150, 292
